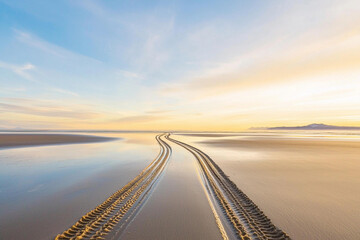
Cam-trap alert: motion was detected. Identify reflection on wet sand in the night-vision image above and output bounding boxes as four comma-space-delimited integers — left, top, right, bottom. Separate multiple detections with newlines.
2, 131, 359, 240
55, 134, 171, 240
122, 136, 224, 240
0, 133, 158, 240
175, 133, 360, 240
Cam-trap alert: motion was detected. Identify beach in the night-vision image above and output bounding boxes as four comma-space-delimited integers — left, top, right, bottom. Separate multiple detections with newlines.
121, 139, 223, 240
0, 132, 359, 239
46, 133, 288, 240
0, 133, 157, 239
176, 132, 360, 239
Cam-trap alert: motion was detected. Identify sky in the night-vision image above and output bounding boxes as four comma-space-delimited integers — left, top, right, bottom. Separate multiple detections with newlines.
0, 0, 360, 131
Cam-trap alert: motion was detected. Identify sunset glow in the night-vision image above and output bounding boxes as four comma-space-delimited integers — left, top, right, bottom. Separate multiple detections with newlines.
1, 1, 360, 130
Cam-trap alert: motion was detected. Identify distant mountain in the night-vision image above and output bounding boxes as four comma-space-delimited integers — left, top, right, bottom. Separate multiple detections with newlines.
267, 123, 360, 130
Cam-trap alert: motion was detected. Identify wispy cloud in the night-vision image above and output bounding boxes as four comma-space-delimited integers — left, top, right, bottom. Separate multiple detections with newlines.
0, 87, 26, 93
0, 99, 100, 119
145, 110, 172, 114
110, 114, 170, 124
14, 29, 63, 57
73, 0, 175, 72
117, 70, 143, 79
162, 13, 360, 99
49, 88, 79, 97
0, 61, 36, 81
13, 28, 102, 63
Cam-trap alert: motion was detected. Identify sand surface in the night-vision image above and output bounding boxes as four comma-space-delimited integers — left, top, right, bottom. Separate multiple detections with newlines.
0, 133, 115, 148
0, 133, 157, 240
54, 134, 283, 240
2, 132, 359, 239
121, 141, 222, 240
175, 133, 360, 240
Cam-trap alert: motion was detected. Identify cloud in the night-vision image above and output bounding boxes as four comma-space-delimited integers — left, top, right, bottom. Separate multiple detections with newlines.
73, 0, 175, 72
50, 88, 79, 97
154, 0, 360, 103
0, 101, 100, 119
117, 70, 143, 79
0, 87, 26, 93
110, 114, 170, 124
14, 29, 64, 57
13, 28, 102, 63
0, 61, 36, 81
145, 110, 172, 114
162, 24, 360, 99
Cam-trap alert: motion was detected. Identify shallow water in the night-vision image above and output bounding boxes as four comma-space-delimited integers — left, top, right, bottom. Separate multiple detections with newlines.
175, 132, 360, 240
0, 132, 158, 240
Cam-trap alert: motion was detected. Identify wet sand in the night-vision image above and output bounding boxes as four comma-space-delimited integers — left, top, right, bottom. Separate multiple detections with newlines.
3, 132, 359, 239
53, 134, 226, 240
55, 134, 173, 239
0, 133, 158, 240
197, 136, 360, 150
1, 163, 149, 240
122, 140, 222, 240
175, 133, 360, 240
0, 133, 115, 148
54, 134, 288, 240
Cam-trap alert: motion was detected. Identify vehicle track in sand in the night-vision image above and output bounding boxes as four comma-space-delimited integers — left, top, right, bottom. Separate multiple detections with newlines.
166, 134, 291, 240
55, 133, 171, 240
55, 133, 290, 240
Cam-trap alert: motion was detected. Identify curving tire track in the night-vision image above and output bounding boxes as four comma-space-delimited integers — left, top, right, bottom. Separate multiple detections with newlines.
55, 133, 171, 240
166, 134, 291, 240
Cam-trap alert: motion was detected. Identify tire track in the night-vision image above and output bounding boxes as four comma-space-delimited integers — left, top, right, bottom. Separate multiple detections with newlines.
55, 133, 171, 240
166, 134, 291, 240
